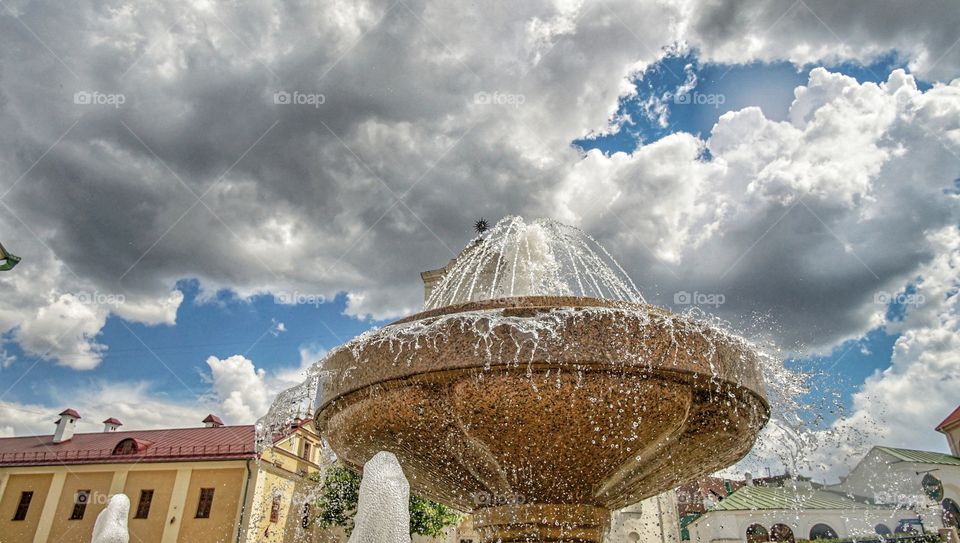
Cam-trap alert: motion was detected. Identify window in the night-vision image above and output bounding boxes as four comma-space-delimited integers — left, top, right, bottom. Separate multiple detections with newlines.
12, 491, 33, 521
809, 524, 837, 540
270, 495, 282, 523
134, 490, 154, 519
923, 474, 945, 501
302, 441, 312, 462
195, 488, 215, 518
943, 498, 960, 529
747, 524, 770, 543
301, 503, 311, 529
770, 524, 795, 543
71, 490, 91, 520
114, 439, 138, 455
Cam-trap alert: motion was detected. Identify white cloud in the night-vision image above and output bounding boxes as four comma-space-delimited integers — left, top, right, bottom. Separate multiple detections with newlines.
15, 294, 109, 370
833, 227, 960, 453
0, 345, 328, 437
205, 345, 326, 424
205, 355, 272, 424
0, 381, 214, 437
0, 0, 958, 478
1, 0, 958, 366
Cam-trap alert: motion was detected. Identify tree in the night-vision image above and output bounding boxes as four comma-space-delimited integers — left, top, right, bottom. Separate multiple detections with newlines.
310, 463, 461, 538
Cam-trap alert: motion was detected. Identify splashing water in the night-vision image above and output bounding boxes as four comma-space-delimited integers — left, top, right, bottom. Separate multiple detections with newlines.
425, 216, 644, 309
348, 451, 412, 543
91, 494, 130, 543
255, 216, 866, 539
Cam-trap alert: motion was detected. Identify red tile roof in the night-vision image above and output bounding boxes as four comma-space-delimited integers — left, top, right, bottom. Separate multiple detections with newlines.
0, 425, 256, 466
102, 418, 123, 426
936, 405, 960, 432
59, 408, 81, 419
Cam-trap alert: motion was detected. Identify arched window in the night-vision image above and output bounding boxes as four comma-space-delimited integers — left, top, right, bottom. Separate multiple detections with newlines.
747, 524, 770, 543
112, 438, 152, 455
809, 523, 837, 540
874, 524, 892, 536
770, 524, 795, 543
943, 498, 960, 529
923, 474, 945, 501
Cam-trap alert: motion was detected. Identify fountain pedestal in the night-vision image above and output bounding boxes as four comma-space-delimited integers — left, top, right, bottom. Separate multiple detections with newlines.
473, 504, 609, 542
316, 297, 769, 543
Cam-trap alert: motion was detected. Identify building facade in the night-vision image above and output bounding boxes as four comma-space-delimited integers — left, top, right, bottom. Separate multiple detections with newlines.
0, 409, 324, 543
831, 445, 960, 536
685, 482, 905, 543
687, 404, 960, 543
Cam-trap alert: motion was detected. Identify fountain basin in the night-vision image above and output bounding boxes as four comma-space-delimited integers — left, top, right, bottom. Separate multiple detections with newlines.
315, 297, 769, 542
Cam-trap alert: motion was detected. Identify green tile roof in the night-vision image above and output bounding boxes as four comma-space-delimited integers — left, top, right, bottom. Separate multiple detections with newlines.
709, 485, 893, 512
875, 446, 960, 466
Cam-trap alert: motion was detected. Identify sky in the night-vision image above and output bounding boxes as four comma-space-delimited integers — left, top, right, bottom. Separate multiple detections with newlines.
0, 0, 959, 481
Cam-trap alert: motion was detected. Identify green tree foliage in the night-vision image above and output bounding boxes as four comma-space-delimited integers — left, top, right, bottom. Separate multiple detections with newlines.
409, 494, 462, 537
310, 463, 461, 538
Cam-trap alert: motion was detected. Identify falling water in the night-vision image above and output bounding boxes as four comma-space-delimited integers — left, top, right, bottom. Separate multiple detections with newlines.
425, 216, 644, 309
255, 216, 866, 541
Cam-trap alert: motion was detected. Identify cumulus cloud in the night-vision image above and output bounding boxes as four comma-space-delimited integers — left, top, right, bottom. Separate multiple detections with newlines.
0, 345, 326, 436
205, 354, 272, 424
0, 0, 959, 475
205, 345, 325, 424
687, 0, 960, 82
0, 381, 216, 437
828, 228, 960, 455
1, 0, 957, 369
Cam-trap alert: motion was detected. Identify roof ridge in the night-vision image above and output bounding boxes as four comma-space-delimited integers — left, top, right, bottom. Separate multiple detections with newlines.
0, 424, 257, 441
876, 444, 959, 456
936, 405, 960, 431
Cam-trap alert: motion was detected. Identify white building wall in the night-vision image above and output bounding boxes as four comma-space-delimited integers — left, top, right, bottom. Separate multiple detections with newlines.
834, 448, 960, 530
607, 491, 682, 543
687, 508, 911, 543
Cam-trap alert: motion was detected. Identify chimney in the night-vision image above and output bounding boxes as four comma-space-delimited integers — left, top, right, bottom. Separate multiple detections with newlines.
102, 418, 122, 432
53, 409, 81, 443
202, 414, 224, 428
745, 472, 753, 486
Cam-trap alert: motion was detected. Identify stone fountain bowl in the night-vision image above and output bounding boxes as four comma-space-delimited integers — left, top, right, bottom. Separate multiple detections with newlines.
315, 296, 769, 543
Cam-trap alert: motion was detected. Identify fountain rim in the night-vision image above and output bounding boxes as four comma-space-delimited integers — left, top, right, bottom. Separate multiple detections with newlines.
395, 295, 650, 324
315, 295, 771, 418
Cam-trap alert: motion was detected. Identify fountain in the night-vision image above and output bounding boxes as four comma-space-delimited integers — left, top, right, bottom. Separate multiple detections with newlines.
313, 217, 769, 542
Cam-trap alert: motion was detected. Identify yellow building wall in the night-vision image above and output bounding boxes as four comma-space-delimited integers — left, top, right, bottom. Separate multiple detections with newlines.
124, 470, 178, 543
251, 426, 325, 543
0, 473, 53, 543
249, 468, 299, 543
177, 467, 246, 543
0, 425, 325, 543
46, 471, 114, 543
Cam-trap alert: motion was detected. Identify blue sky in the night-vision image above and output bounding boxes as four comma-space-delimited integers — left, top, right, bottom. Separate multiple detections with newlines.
1, 281, 385, 410
0, 48, 926, 427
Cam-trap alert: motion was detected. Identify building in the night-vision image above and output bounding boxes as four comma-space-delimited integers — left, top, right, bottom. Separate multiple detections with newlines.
937, 407, 960, 458
677, 477, 745, 539
687, 404, 960, 543
832, 446, 960, 535
686, 481, 904, 543
0, 409, 323, 543
607, 491, 683, 543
